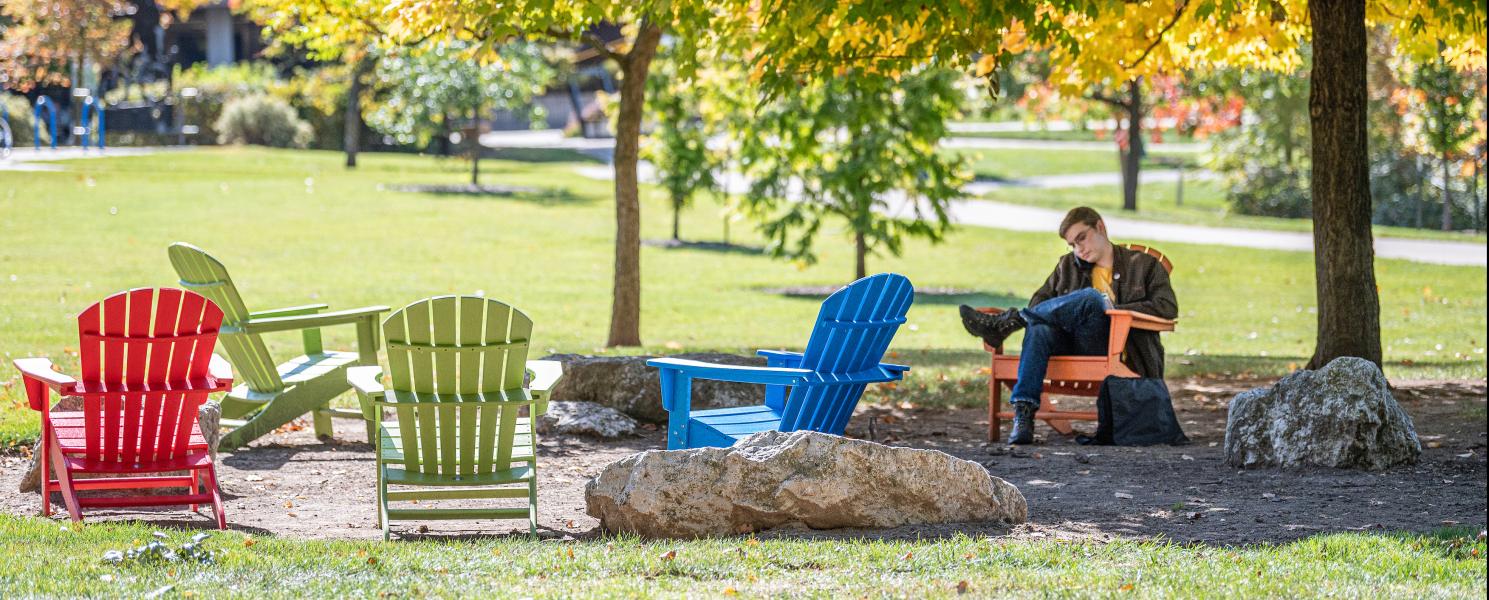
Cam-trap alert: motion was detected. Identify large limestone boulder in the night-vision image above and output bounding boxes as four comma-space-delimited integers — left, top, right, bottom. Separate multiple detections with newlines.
535, 401, 639, 439
585, 430, 1027, 537
541, 353, 765, 423
1225, 357, 1420, 470
20, 399, 222, 493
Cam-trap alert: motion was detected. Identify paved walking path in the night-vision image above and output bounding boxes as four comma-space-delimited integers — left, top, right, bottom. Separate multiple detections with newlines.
572, 161, 1486, 267
0, 146, 171, 171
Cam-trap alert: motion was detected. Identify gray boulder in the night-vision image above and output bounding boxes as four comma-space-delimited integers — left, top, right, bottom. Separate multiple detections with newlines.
540, 353, 765, 423
1225, 357, 1421, 470
536, 401, 639, 439
585, 430, 1027, 538
20, 398, 223, 493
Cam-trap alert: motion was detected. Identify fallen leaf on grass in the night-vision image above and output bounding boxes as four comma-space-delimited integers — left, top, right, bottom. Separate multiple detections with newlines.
900, 551, 913, 561
660, 550, 676, 561
956, 580, 970, 594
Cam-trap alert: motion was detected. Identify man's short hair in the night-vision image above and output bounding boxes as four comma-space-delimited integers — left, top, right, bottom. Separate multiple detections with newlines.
1059, 207, 1103, 238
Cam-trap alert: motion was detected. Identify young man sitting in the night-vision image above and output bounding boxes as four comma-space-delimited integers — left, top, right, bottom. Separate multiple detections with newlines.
959, 207, 1178, 444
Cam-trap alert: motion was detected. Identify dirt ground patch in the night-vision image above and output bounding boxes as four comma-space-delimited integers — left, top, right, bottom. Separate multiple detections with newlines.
2, 377, 1484, 544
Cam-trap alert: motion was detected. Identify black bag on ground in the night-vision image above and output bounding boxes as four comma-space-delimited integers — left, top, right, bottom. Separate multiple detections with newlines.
1078, 376, 1188, 446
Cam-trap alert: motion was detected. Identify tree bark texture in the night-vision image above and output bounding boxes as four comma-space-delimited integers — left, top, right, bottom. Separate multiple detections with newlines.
1441, 154, 1452, 231
1120, 78, 1144, 212
605, 22, 662, 347
1306, 0, 1382, 370
343, 53, 373, 169
854, 231, 867, 281
471, 105, 482, 185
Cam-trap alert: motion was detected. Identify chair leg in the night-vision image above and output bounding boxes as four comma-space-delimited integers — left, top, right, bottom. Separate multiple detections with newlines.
378, 468, 390, 541
313, 409, 334, 440
189, 469, 201, 512
528, 472, 539, 537
204, 467, 227, 530
1045, 419, 1075, 435
47, 431, 82, 522
988, 376, 1003, 443
38, 427, 52, 517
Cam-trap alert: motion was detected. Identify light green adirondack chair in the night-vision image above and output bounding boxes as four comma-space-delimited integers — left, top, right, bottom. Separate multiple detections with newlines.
168, 243, 389, 450
348, 295, 561, 539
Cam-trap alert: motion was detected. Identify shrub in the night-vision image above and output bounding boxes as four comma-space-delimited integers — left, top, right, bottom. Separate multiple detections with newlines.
174, 63, 279, 144
214, 95, 312, 148
2, 93, 54, 147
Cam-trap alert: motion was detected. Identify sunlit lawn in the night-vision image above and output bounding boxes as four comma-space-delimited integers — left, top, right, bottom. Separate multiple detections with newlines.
0, 147, 1484, 448
1, 516, 1483, 598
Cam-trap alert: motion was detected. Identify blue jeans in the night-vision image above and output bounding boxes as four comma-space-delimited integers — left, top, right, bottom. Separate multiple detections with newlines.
1010, 288, 1110, 408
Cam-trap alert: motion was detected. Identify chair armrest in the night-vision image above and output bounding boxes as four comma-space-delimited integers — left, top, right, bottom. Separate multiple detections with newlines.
248, 303, 329, 319
647, 357, 813, 386
208, 353, 234, 388
14, 358, 77, 410
525, 360, 563, 417
756, 349, 804, 367
229, 305, 389, 335
881, 362, 910, 374
1106, 309, 1177, 332
347, 365, 385, 422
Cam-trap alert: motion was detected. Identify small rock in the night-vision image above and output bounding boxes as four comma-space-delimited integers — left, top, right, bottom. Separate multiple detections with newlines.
541, 353, 765, 423
535, 401, 639, 439
1224, 357, 1420, 470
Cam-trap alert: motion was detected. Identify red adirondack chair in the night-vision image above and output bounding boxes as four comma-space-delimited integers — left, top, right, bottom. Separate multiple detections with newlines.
981, 244, 1177, 442
14, 288, 234, 527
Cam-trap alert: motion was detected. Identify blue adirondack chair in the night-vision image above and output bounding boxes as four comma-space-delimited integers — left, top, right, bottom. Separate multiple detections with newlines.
648, 273, 914, 449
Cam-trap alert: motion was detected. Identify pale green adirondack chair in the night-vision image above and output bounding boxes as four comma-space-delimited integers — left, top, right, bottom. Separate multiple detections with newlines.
348, 295, 561, 539
168, 243, 389, 450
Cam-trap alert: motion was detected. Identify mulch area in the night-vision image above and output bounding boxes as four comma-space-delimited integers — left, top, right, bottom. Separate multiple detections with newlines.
2, 377, 1484, 544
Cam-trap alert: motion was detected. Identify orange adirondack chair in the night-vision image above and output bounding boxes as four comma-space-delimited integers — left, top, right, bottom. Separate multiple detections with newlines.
14, 288, 234, 527
981, 244, 1176, 442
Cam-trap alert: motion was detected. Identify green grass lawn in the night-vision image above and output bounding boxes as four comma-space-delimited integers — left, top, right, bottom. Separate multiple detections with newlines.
0, 147, 1484, 448
2, 516, 1483, 597
0, 148, 1484, 595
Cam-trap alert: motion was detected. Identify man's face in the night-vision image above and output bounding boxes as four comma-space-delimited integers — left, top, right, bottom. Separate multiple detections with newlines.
1063, 221, 1108, 264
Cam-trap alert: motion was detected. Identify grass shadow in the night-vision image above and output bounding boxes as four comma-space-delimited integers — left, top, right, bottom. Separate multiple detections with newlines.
757, 285, 1024, 308
487, 147, 605, 163
391, 183, 592, 205
642, 239, 766, 255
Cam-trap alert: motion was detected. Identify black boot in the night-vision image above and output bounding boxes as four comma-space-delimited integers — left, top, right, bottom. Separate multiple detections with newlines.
1007, 402, 1036, 445
958, 305, 1027, 348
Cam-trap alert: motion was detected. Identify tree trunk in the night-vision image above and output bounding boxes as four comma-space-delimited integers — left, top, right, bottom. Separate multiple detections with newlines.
1414, 156, 1425, 228
671, 195, 682, 241
605, 23, 663, 348
1440, 154, 1452, 231
343, 52, 373, 169
1119, 78, 1144, 212
854, 231, 867, 281
471, 105, 481, 185
1306, 0, 1382, 370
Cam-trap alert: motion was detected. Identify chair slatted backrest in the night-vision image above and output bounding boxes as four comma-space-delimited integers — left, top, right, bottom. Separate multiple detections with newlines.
777, 273, 915, 433
75, 288, 223, 464
168, 243, 283, 393
1124, 243, 1175, 275
381, 296, 533, 477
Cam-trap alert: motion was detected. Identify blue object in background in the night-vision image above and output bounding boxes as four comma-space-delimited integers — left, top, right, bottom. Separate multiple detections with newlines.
649, 272, 915, 449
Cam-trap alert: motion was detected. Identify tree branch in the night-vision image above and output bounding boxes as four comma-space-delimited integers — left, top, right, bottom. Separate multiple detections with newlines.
1085, 90, 1128, 108
581, 29, 628, 65
1122, 0, 1189, 70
